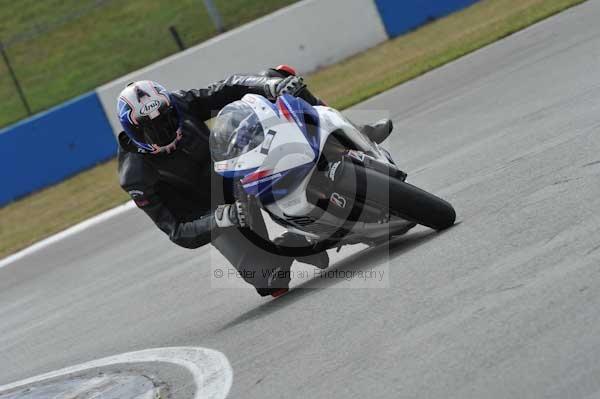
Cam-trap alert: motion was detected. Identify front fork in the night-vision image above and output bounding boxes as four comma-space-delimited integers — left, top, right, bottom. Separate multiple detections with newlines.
306, 150, 408, 224
341, 149, 407, 182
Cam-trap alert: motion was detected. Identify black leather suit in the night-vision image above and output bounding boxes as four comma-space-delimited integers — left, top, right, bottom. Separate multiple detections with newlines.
118, 73, 321, 294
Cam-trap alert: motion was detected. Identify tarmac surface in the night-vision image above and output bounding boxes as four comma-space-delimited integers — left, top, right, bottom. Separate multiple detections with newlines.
2, 1, 600, 397
0, 374, 160, 399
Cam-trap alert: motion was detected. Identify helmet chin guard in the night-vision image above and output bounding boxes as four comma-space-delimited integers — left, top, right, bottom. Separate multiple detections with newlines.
117, 80, 180, 152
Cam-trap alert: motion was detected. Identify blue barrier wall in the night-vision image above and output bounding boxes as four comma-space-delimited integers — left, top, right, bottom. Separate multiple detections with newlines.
0, 92, 116, 206
0, 0, 482, 208
374, 0, 480, 38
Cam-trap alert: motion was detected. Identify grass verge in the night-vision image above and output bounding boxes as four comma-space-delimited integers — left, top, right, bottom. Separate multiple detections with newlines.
0, 0, 587, 259
0, 0, 298, 128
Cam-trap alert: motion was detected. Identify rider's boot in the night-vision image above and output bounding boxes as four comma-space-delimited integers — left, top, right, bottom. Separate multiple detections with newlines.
297, 251, 329, 270
360, 119, 393, 144
254, 262, 293, 297
273, 232, 330, 270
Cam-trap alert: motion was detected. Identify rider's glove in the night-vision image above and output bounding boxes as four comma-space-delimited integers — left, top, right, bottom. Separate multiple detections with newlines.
214, 201, 247, 228
265, 76, 307, 99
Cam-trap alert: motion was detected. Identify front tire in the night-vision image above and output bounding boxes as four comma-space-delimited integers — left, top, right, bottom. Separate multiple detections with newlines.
386, 180, 456, 230
339, 161, 456, 231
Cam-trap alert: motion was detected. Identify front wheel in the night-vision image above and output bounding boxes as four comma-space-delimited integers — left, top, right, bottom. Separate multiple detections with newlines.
338, 161, 456, 231
386, 180, 456, 230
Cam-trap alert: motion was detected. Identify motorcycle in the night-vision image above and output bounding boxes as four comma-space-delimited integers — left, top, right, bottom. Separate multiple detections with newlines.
210, 93, 455, 256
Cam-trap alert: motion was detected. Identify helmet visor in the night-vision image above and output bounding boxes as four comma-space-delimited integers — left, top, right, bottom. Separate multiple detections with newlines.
140, 105, 179, 147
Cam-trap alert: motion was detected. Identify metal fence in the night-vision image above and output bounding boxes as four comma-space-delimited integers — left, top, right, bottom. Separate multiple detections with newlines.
0, 0, 297, 128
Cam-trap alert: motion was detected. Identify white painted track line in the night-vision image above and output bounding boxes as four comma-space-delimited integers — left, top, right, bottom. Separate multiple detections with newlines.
0, 347, 233, 399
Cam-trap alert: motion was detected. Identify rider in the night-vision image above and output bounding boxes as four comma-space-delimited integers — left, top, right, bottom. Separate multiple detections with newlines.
116, 66, 392, 297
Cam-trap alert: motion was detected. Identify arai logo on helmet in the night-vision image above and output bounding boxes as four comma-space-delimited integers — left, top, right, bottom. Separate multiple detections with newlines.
139, 100, 161, 116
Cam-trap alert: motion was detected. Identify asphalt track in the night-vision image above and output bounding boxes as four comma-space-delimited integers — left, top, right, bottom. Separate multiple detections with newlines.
2, 1, 600, 397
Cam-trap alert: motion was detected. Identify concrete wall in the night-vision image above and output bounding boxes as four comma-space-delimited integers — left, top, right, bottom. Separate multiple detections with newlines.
0, 92, 115, 206
96, 0, 389, 134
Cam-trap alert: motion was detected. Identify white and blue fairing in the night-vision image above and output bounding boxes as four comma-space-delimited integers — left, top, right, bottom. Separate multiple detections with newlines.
213, 94, 322, 208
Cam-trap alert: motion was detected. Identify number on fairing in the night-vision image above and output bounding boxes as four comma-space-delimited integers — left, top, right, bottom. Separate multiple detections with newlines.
260, 130, 276, 154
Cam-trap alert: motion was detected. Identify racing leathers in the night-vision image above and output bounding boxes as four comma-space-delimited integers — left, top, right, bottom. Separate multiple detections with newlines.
118, 73, 324, 295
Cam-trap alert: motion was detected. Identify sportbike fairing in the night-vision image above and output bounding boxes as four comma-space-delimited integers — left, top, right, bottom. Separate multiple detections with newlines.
212, 94, 321, 205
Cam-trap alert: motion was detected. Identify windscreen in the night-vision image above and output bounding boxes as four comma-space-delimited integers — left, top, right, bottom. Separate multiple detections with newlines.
210, 101, 265, 162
